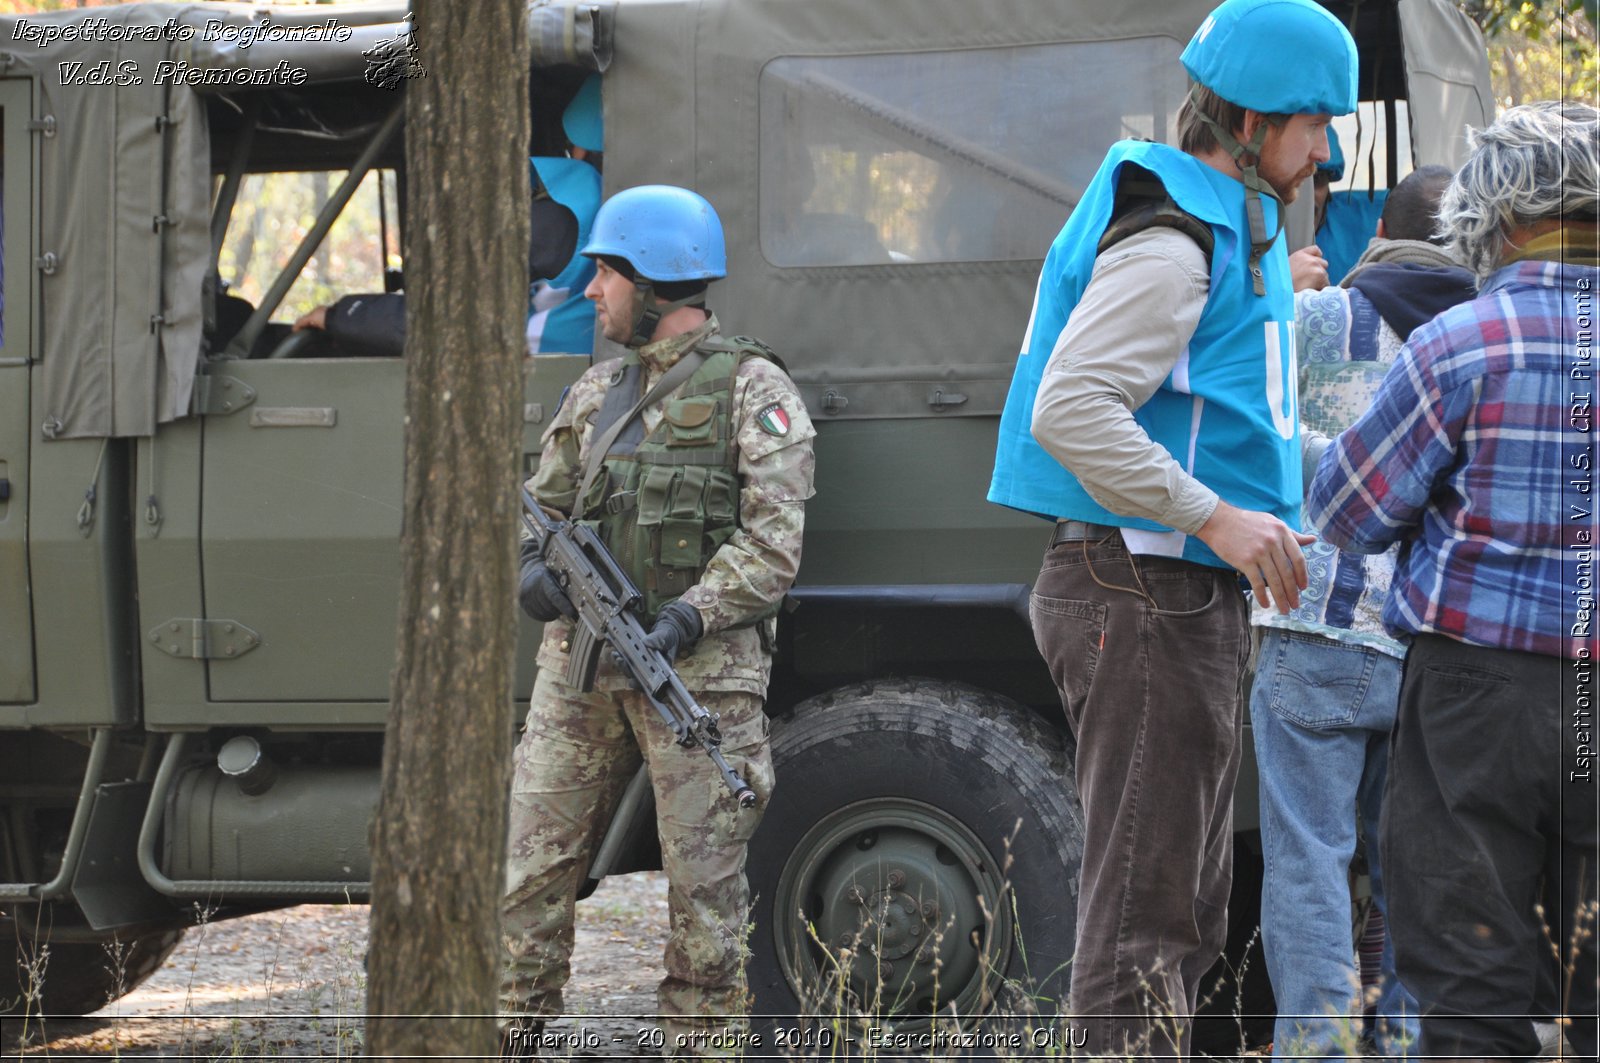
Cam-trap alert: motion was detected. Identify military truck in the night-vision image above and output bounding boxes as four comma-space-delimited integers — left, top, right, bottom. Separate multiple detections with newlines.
0, 0, 1490, 1040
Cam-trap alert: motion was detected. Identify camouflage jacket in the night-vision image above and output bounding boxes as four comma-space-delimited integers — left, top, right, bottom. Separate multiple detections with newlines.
527, 316, 817, 695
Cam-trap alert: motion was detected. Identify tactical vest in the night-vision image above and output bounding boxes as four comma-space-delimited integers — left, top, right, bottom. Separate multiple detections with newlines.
576, 338, 777, 620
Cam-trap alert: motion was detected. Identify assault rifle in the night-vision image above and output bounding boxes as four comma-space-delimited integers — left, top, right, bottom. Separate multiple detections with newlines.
519, 487, 757, 808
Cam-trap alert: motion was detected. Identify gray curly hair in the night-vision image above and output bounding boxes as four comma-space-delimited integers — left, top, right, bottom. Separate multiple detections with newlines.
1436, 100, 1600, 279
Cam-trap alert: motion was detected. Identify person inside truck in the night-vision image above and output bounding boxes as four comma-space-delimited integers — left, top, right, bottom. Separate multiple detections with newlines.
1309, 99, 1599, 1063
524, 74, 603, 355
501, 185, 815, 1060
291, 75, 604, 357
988, 0, 1358, 1055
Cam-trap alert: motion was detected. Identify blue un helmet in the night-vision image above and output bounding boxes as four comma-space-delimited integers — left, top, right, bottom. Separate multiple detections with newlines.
562, 74, 604, 154
1180, 0, 1357, 293
582, 184, 727, 345
1181, 0, 1358, 116
1317, 125, 1345, 180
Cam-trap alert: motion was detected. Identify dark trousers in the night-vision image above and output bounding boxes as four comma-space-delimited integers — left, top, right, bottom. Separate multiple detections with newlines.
1382, 633, 1598, 1060
1031, 535, 1249, 1058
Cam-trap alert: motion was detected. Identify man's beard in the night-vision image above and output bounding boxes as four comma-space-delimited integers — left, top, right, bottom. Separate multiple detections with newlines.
1263, 163, 1312, 204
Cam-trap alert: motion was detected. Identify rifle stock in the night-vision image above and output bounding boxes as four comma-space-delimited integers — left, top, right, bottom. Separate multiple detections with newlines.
520, 488, 757, 808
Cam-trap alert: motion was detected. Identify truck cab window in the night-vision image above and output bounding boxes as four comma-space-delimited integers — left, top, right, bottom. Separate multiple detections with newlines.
216, 168, 400, 354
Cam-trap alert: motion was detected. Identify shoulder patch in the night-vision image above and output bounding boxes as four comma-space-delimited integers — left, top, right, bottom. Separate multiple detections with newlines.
755, 402, 790, 437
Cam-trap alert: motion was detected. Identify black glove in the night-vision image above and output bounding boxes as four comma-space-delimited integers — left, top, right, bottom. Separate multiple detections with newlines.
643, 599, 703, 663
518, 548, 575, 623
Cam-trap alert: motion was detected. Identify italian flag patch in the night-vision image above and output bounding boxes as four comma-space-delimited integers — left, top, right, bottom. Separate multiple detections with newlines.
756, 402, 790, 436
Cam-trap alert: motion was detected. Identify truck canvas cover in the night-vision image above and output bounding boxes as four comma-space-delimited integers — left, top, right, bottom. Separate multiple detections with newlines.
0, 2, 414, 439
593, 0, 1490, 420
0, 0, 1488, 437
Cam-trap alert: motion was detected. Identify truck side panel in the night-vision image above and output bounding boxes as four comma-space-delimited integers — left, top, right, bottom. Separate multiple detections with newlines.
9, 429, 135, 727
134, 416, 209, 726
0, 79, 36, 708
0, 362, 31, 705
197, 358, 404, 708
137, 354, 587, 728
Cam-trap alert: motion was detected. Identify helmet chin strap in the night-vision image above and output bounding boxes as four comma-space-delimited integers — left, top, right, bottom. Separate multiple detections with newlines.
1191, 89, 1285, 296
626, 279, 704, 348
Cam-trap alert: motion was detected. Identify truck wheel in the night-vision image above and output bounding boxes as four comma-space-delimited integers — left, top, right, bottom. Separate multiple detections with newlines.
2, 924, 183, 1016
748, 679, 1082, 1027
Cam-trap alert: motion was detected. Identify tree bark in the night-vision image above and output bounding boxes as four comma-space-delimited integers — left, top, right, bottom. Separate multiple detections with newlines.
366, 2, 529, 1058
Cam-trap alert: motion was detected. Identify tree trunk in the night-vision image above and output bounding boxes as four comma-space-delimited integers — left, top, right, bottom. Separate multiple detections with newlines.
366, 2, 529, 1058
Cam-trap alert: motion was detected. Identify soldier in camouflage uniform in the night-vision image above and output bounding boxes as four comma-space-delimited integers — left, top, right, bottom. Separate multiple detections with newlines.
500, 185, 815, 1058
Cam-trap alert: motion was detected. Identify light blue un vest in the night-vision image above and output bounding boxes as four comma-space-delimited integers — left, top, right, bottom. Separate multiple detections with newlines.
988, 140, 1301, 570
528, 156, 602, 354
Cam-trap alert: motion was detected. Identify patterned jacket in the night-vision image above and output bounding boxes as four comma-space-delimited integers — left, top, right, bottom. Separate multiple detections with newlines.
1253, 259, 1474, 654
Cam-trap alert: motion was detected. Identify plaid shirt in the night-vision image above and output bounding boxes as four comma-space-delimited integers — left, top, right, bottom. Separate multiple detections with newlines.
1308, 259, 1599, 660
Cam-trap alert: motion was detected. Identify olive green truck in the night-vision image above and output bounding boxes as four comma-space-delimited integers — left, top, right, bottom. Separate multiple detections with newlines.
0, 0, 1489, 1039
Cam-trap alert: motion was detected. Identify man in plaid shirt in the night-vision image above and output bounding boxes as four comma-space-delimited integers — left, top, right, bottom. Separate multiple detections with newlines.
1308, 101, 1598, 1061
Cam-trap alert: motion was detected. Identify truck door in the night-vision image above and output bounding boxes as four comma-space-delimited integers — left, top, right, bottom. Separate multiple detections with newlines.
199, 354, 404, 709
193, 168, 588, 716
198, 356, 586, 712
194, 169, 405, 714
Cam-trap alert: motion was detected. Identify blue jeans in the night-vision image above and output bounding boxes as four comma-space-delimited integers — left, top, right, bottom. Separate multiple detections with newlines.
1251, 629, 1419, 1061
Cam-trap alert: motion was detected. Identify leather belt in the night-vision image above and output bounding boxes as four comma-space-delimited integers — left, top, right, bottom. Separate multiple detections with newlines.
1051, 519, 1120, 546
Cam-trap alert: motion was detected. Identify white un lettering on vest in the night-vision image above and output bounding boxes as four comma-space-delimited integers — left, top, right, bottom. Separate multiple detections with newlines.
1264, 319, 1298, 441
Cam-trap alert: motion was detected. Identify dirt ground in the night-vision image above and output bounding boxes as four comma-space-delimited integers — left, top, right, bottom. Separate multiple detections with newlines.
5, 873, 1299, 1062
7, 871, 669, 1059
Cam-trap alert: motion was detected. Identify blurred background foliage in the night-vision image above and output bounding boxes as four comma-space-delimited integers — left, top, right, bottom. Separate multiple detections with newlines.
1461, 0, 1598, 105
216, 171, 400, 322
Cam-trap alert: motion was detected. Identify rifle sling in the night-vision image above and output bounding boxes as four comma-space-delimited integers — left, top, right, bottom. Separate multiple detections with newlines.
575, 349, 707, 514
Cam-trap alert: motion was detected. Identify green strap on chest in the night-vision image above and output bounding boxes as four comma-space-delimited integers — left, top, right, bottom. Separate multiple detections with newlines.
577, 336, 782, 620
575, 348, 706, 516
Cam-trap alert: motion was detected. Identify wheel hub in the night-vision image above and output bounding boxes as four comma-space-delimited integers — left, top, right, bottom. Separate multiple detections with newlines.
772, 798, 1012, 1017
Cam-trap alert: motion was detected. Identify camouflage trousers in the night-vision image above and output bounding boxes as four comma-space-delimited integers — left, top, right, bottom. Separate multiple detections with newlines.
499, 669, 773, 1050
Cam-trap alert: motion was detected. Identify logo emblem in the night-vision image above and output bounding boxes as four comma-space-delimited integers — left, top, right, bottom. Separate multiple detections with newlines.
755, 402, 790, 437
363, 13, 427, 91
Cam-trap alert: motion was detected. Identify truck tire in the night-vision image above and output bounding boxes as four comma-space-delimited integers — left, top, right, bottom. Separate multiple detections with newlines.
748, 679, 1082, 1029
2, 925, 183, 1016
